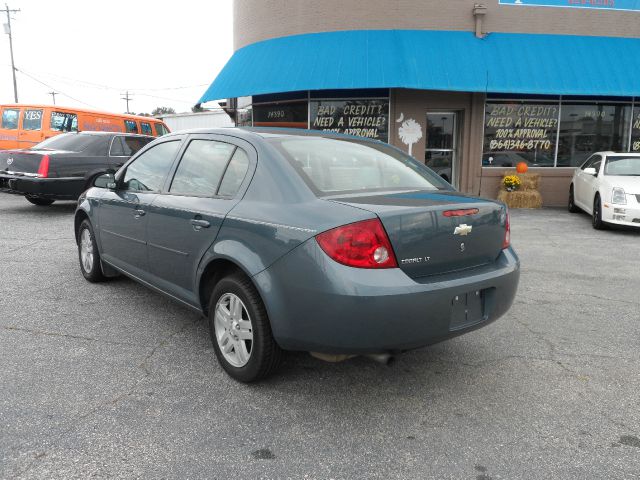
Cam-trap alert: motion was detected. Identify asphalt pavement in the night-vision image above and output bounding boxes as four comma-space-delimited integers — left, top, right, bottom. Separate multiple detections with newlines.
0, 192, 639, 479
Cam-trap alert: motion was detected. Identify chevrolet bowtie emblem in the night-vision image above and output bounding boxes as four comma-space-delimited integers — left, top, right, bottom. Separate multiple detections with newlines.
454, 224, 472, 236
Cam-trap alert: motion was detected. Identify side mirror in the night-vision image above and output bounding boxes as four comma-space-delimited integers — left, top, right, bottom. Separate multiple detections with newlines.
94, 173, 116, 189
583, 167, 597, 176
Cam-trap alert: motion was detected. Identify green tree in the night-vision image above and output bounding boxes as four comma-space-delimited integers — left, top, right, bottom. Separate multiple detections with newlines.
151, 106, 176, 116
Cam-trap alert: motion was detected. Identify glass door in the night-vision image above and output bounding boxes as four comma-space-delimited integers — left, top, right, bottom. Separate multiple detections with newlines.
425, 112, 459, 188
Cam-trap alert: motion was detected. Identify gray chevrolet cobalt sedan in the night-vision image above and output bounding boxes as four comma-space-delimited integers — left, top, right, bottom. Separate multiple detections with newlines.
75, 128, 520, 382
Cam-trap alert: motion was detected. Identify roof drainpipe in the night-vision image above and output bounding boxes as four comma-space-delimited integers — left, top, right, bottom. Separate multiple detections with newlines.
473, 4, 488, 39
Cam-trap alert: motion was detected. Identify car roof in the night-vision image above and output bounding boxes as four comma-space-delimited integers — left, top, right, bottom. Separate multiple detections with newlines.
160, 126, 386, 144
590, 151, 640, 157
65, 131, 154, 138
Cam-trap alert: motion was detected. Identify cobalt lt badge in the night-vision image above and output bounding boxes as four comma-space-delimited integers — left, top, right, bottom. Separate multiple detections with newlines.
454, 224, 472, 236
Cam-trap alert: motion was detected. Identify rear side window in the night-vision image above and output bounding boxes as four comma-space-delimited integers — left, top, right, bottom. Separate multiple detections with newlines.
50, 112, 78, 132
23, 109, 43, 131
155, 123, 169, 136
218, 148, 250, 196
2, 109, 19, 129
124, 120, 139, 134
110, 136, 152, 156
169, 140, 236, 196
123, 140, 181, 192
122, 136, 152, 155
140, 122, 152, 135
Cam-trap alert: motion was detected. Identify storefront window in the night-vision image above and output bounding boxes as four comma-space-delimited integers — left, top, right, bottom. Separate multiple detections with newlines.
628, 107, 640, 152
483, 99, 634, 167
253, 101, 307, 129
483, 101, 558, 167
309, 99, 389, 142
556, 103, 631, 166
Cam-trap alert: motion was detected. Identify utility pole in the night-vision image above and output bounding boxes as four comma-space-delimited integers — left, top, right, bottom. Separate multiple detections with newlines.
3, 4, 20, 103
121, 91, 132, 114
48, 91, 58, 105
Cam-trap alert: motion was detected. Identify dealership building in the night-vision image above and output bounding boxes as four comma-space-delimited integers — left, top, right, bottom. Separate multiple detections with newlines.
200, 0, 640, 205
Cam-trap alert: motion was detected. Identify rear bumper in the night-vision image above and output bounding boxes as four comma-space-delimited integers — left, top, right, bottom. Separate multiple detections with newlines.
0, 173, 82, 200
253, 240, 520, 353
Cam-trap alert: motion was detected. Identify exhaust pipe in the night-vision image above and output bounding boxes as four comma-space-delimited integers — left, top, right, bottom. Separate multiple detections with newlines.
364, 353, 394, 365
310, 352, 395, 365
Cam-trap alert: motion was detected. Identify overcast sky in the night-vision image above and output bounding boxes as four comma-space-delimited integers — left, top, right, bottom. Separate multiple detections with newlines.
0, 0, 233, 114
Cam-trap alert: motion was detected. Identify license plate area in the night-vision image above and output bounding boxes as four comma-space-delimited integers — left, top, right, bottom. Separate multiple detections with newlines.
450, 289, 487, 331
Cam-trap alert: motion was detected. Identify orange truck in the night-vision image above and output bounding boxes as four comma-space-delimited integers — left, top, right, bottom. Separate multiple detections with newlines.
0, 104, 170, 150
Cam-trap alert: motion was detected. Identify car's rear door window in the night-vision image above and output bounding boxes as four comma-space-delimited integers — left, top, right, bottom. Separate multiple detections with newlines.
109, 137, 125, 156
140, 122, 152, 135
124, 120, 139, 134
22, 109, 43, 131
169, 140, 236, 196
122, 136, 152, 156
218, 148, 250, 197
2, 109, 20, 129
122, 140, 181, 192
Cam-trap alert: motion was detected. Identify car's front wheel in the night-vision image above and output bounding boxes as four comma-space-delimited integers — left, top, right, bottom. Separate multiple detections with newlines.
208, 273, 283, 382
77, 219, 106, 282
568, 185, 580, 213
592, 194, 606, 230
25, 195, 54, 206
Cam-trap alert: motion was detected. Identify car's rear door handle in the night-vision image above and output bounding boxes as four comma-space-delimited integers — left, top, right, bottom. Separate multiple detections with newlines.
190, 219, 210, 229
134, 209, 146, 217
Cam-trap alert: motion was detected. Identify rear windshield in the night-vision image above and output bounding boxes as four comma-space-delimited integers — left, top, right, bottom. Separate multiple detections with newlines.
269, 136, 451, 195
30, 134, 103, 152
604, 157, 640, 176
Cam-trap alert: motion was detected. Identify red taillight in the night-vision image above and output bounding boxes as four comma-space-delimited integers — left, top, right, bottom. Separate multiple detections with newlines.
37, 155, 50, 178
443, 208, 479, 217
502, 209, 511, 249
316, 218, 398, 269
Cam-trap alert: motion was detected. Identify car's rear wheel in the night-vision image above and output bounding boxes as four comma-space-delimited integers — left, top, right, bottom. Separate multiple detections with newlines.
592, 194, 606, 230
25, 195, 54, 206
568, 185, 579, 213
208, 273, 283, 382
77, 219, 106, 282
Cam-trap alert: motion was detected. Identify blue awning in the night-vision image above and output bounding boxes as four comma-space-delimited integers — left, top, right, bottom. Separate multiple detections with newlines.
199, 30, 640, 102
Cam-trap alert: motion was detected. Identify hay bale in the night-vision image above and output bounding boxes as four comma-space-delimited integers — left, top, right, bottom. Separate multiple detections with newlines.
497, 190, 543, 209
502, 171, 540, 191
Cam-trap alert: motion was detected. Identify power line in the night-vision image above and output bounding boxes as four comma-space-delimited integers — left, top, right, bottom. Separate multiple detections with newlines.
3, 4, 20, 102
15, 68, 97, 108
15, 68, 208, 93
48, 91, 58, 105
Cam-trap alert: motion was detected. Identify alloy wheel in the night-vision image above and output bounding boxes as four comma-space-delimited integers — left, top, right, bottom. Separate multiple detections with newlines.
213, 293, 253, 367
80, 228, 94, 274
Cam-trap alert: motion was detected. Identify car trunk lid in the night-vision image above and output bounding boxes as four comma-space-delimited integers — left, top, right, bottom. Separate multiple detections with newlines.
327, 190, 507, 278
0, 150, 52, 177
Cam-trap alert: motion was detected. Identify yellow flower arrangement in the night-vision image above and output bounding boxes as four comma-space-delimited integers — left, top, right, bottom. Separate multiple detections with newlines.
503, 175, 521, 192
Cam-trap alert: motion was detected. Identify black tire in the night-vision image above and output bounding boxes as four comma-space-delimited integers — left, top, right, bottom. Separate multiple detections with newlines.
568, 185, 580, 213
77, 219, 106, 282
208, 273, 283, 382
592, 194, 606, 230
25, 196, 54, 206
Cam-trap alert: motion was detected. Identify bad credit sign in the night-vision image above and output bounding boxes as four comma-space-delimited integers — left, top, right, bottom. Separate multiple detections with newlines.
499, 0, 640, 11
